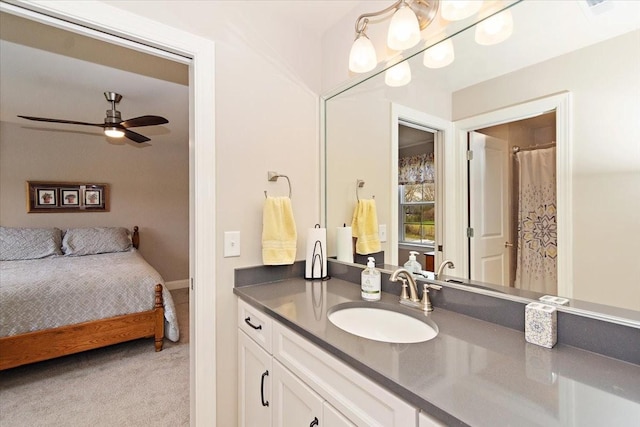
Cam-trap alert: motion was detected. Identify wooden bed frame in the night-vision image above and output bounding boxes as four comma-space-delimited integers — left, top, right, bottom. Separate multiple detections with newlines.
0, 226, 165, 371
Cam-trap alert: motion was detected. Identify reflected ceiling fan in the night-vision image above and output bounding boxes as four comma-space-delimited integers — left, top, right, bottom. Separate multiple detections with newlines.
18, 92, 168, 143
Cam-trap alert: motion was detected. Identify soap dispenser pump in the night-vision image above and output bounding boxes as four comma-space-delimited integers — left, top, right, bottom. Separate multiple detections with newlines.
361, 257, 381, 301
404, 251, 422, 276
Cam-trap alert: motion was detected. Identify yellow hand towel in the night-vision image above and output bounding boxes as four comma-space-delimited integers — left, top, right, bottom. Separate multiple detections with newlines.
262, 196, 297, 265
351, 199, 381, 255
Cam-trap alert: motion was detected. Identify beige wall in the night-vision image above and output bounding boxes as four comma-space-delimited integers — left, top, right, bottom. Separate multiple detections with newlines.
453, 31, 640, 310
0, 120, 189, 282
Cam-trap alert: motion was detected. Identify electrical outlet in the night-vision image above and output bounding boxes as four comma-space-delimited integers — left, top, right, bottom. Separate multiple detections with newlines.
224, 231, 241, 257
379, 224, 387, 242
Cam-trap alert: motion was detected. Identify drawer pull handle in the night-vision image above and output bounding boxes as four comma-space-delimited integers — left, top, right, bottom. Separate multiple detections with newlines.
261, 370, 269, 407
310, 417, 319, 427
245, 317, 262, 330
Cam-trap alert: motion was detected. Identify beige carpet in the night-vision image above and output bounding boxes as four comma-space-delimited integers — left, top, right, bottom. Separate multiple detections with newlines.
0, 288, 190, 427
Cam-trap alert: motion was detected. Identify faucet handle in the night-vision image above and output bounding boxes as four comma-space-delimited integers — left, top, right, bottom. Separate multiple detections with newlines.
398, 277, 410, 300
420, 283, 441, 312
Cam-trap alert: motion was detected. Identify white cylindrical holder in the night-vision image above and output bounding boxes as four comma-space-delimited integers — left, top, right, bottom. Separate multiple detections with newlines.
305, 225, 328, 279
336, 226, 353, 263
525, 302, 557, 348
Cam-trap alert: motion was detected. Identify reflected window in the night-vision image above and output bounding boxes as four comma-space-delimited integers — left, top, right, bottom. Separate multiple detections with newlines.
400, 183, 435, 245
398, 123, 436, 248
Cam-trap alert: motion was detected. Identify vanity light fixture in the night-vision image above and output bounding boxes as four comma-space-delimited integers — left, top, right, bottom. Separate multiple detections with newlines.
475, 8, 514, 45
104, 126, 125, 138
348, 0, 440, 73
440, 0, 483, 21
385, 57, 412, 87
423, 38, 455, 68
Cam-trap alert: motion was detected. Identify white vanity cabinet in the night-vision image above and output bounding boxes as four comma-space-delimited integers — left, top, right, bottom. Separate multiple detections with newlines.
238, 330, 272, 427
419, 411, 446, 427
238, 299, 274, 427
238, 298, 418, 427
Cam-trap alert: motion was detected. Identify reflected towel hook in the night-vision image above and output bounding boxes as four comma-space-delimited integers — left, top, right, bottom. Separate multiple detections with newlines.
264, 171, 292, 198
356, 179, 373, 201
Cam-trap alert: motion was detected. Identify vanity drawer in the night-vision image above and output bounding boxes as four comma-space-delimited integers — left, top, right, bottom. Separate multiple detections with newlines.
238, 298, 273, 353
273, 321, 416, 427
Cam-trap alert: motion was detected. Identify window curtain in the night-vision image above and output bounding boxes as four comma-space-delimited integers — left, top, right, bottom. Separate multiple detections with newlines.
514, 147, 557, 294
399, 153, 435, 184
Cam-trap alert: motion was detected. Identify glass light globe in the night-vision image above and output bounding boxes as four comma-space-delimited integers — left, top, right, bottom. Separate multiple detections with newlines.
475, 9, 514, 45
104, 127, 125, 138
441, 1, 484, 21
387, 4, 421, 51
349, 33, 377, 73
423, 39, 455, 68
385, 60, 412, 87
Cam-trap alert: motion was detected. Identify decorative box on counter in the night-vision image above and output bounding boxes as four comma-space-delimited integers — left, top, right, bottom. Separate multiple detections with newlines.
525, 302, 557, 348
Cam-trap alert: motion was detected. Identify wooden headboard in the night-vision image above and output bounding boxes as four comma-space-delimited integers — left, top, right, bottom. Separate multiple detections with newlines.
132, 226, 140, 249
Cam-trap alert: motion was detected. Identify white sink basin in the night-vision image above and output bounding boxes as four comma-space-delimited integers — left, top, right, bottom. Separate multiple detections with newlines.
328, 303, 438, 344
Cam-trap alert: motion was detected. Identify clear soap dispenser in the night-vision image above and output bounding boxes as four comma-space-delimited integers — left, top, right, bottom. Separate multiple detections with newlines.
361, 257, 381, 301
404, 251, 422, 276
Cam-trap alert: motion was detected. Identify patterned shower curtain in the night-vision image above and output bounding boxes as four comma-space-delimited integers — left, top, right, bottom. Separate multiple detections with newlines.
514, 147, 557, 294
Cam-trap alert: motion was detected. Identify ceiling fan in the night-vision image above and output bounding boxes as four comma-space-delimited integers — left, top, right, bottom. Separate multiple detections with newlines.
18, 92, 168, 143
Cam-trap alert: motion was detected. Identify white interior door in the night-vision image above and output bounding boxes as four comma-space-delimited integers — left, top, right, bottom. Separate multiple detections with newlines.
469, 132, 511, 285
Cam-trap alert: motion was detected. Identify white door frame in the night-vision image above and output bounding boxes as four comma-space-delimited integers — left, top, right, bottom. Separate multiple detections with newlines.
1, 1, 217, 424
391, 104, 453, 267
451, 92, 573, 297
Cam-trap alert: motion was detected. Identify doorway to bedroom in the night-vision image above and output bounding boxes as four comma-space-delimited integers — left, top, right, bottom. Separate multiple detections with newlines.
0, 9, 192, 422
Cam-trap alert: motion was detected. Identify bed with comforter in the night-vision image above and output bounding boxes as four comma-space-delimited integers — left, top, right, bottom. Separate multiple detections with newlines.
0, 226, 179, 370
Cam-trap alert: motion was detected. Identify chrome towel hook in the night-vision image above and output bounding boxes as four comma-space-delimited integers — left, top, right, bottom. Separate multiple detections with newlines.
264, 171, 292, 198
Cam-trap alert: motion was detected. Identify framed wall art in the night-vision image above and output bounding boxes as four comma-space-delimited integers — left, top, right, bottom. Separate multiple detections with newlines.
26, 181, 109, 213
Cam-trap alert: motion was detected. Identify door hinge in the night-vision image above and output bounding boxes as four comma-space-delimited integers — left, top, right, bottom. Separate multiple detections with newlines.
467, 227, 474, 238
467, 150, 474, 161
437, 245, 443, 252
190, 277, 194, 290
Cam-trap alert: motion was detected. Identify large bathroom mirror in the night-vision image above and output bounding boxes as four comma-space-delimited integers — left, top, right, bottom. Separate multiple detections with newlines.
323, 0, 639, 320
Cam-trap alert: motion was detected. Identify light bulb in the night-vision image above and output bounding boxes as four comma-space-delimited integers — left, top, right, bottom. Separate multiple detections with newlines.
385, 59, 412, 87
387, 3, 421, 51
475, 9, 513, 45
441, 1, 483, 21
423, 39, 455, 68
104, 127, 125, 138
349, 33, 377, 73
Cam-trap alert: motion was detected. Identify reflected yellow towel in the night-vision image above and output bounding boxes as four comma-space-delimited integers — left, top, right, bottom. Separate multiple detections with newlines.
351, 199, 381, 255
262, 196, 297, 265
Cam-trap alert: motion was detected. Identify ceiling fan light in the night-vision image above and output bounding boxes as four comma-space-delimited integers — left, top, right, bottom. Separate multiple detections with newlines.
349, 33, 378, 73
423, 39, 455, 68
385, 59, 412, 87
441, 0, 484, 21
475, 9, 514, 45
104, 127, 125, 138
387, 3, 421, 51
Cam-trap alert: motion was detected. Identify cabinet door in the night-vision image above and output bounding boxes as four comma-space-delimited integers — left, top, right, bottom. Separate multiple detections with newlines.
238, 330, 272, 427
272, 359, 323, 427
324, 402, 356, 427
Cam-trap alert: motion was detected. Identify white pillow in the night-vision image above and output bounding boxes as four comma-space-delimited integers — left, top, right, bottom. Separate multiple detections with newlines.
62, 227, 132, 256
0, 227, 63, 260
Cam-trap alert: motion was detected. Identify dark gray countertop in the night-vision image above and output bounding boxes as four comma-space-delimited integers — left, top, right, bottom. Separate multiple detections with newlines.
234, 277, 640, 427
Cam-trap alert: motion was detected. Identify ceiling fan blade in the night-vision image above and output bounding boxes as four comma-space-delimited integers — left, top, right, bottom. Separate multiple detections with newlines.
18, 115, 105, 127
123, 128, 151, 143
120, 115, 168, 128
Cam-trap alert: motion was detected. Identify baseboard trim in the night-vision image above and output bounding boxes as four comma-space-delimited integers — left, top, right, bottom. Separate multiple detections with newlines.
165, 279, 189, 290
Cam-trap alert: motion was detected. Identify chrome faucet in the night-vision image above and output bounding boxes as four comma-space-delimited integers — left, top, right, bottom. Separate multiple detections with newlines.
390, 268, 441, 312
435, 260, 455, 280
390, 268, 419, 302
